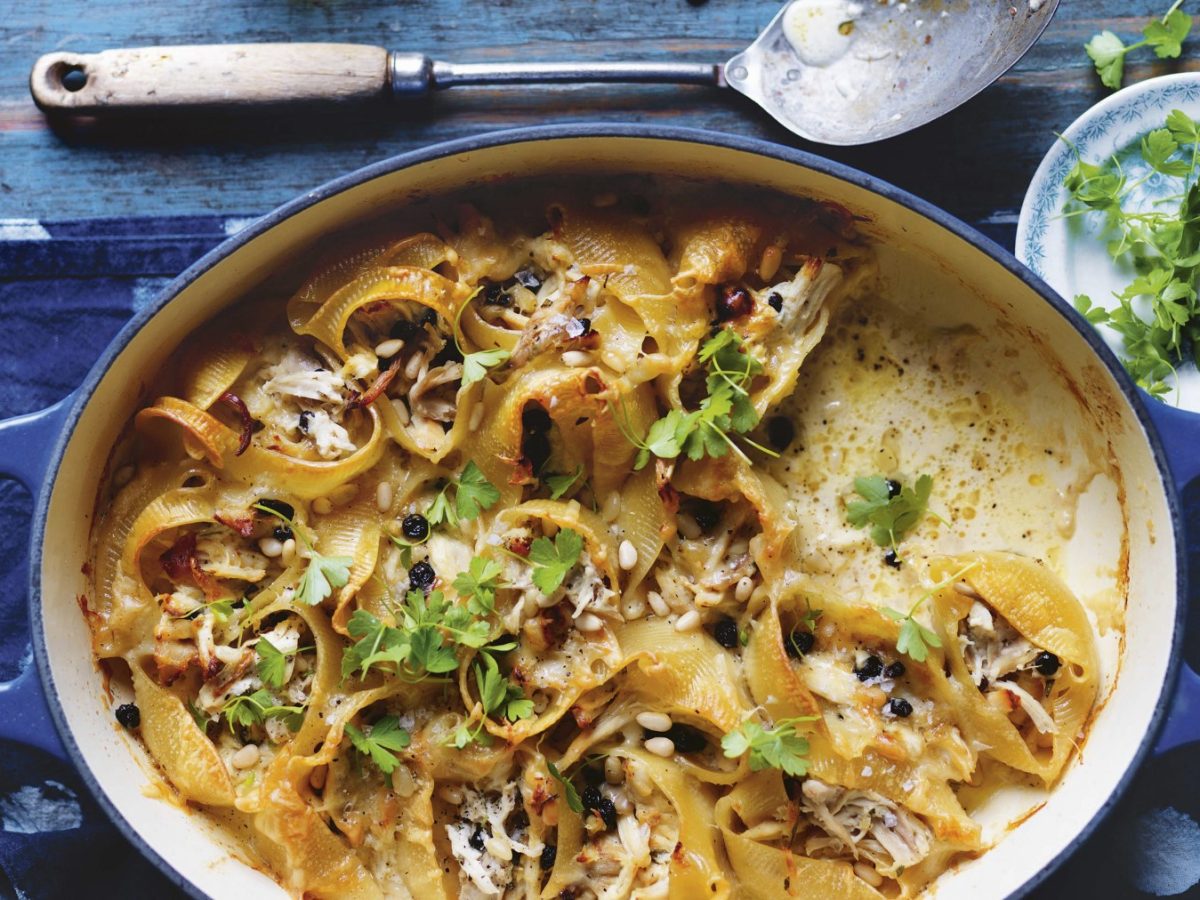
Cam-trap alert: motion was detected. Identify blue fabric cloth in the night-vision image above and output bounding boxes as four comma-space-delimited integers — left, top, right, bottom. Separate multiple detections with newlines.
0, 215, 1195, 899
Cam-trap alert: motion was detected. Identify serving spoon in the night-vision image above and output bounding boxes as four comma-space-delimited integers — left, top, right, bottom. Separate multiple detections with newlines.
29, 0, 1057, 146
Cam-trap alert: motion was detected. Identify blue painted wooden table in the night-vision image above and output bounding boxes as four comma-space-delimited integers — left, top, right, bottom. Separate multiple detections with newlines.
2, 1, 1200, 897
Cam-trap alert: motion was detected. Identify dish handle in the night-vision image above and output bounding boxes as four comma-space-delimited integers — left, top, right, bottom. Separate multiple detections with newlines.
0, 396, 74, 760
1145, 398, 1200, 756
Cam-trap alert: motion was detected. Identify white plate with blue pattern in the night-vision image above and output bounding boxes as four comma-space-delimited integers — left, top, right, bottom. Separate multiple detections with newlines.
1016, 72, 1200, 409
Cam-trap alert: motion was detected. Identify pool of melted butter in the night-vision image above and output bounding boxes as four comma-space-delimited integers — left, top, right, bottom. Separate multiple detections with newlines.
764, 267, 1127, 840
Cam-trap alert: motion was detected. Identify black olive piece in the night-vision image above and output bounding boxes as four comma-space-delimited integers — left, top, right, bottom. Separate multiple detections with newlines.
689, 499, 721, 532
419, 308, 439, 328
885, 479, 901, 498
855, 655, 884, 681
888, 697, 914, 718
115, 703, 141, 729
883, 549, 902, 569
408, 561, 436, 591
713, 617, 739, 649
883, 661, 906, 679
785, 629, 815, 659
664, 724, 707, 754
766, 416, 795, 450
257, 498, 295, 521
715, 285, 753, 322
468, 826, 486, 851
576, 317, 592, 335
514, 269, 542, 291
541, 843, 557, 869
402, 513, 430, 542
596, 797, 618, 831
1034, 651, 1061, 676
581, 785, 602, 811
272, 525, 293, 542
389, 317, 421, 341
297, 410, 313, 433
767, 292, 783, 312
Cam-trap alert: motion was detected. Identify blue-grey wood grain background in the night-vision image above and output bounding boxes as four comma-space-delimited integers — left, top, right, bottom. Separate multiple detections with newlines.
2, 2, 1200, 899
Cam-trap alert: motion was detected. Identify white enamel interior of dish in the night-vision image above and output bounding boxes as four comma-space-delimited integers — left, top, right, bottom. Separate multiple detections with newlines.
38, 137, 1176, 898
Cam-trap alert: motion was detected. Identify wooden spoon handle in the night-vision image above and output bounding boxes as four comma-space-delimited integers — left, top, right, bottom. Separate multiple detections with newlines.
30, 44, 390, 112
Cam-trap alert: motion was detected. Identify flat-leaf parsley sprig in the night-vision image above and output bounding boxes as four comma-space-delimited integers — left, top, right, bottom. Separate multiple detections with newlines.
880, 561, 980, 663
254, 502, 353, 606
345, 715, 411, 774
721, 715, 818, 776
1085, 1, 1192, 91
616, 328, 778, 468
453, 288, 512, 387
1063, 108, 1200, 399
844, 474, 940, 562
426, 460, 501, 528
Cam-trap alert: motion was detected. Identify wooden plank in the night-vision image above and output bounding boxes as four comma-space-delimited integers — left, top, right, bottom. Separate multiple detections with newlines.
0, 1, 1189, 228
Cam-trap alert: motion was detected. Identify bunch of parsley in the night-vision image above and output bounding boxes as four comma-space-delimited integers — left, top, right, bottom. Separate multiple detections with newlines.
1064, 109, 1200, 398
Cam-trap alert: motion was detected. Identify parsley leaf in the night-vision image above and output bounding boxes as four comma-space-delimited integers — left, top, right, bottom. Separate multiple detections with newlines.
462, 348, 512, 388
721, 716, 816, 777
546, 761, 584, 813
544, 464, 584, 500
345, 715, 411, 774
474, 651, 535, 723
880, 561, 979, 663
1085, 2, 1192, 90
427, 461, 501, 528
295, 552, 353, 606
222, 689, 305, 733
845, 474, 935, 553
453, 556, 504, 616
255, 637, 288, 690
528, 528, 583, 595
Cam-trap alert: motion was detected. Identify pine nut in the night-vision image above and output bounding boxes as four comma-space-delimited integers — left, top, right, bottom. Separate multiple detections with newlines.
674, 610, 701, 632
636, 712, 672, 732
329, 483, 358, 506
437, 784, 464, 805
376, 481, 393, 513
391, 398, 411, 426
537, 590, 559, 609
231, 743, 260, 769
391, 764, 416, 798
113, 464, 136, 488
618, 540, 638, 571
643, 737, 675, 757
374, 338, 405, 359
676, 513, 701, 540
281, 538, 297, 565
605, 755, 625, 784
647, 591, 670, 618
602, 492, 621, 523
312, 496, 333, 515
735, 576, 754, 602
485, 836, 513, 861
258, 537, 284, 558
562, 350, 593, 368
613, 792, 634, 815
309, 764, 328, 790
576, 612, 605, 632
405, 353, 423, 380
621, 594, 647, 620
469, 403, 484, 431
759, 244, 783, 282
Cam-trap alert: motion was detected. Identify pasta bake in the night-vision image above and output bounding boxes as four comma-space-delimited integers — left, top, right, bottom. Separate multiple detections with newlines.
85, 183, 1106, 899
